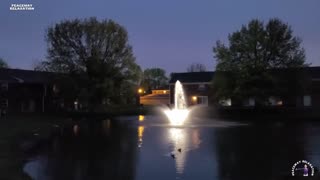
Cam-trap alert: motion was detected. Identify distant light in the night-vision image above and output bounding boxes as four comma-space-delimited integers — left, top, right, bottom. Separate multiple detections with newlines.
192, 96, 197, 101
139, 115, 145, 121
74, 101, 78, 105
138, 88, 143, 94
163, 90, 167, 94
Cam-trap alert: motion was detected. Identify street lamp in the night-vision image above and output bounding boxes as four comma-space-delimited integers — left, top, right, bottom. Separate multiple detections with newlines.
136, 88, 143, 106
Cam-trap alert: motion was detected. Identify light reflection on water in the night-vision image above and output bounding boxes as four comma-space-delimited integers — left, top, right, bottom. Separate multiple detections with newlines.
169, 128, 187, 174
23, 115, 320, 180
168, 128, 202, 174
138, 126, 145, 148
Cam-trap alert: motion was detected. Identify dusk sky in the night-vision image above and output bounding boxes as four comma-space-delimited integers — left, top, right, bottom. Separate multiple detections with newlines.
0, 0, 319, 74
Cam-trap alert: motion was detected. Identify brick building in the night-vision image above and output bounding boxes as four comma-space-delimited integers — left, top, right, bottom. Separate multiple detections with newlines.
169, 72, 214, 106
169, 67, 320, 108
0, 68, 69, 113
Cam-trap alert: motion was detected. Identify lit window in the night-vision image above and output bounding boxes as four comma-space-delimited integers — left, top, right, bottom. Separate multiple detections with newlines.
277, 101, 283, 106
303, 95, 311, 106
53, 84, 59, 93
269, 97, 282, 106
219, 98, 231, 106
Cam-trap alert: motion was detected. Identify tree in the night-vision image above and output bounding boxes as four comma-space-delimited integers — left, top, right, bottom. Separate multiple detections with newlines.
36, 17, 141, 107
0, 58, 9, 68
212, 18, 307, 105
187, 63, 206, 72
141, 68, 168, 93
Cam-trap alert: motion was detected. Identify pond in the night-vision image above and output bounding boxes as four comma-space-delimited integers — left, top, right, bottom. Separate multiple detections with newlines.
23, 115, 320, 180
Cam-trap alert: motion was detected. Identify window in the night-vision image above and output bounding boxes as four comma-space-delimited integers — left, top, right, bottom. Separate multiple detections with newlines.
1, 83, 8, 91
0, 99, 8, 108
268, 97, 282, 106
219, 98, 232, 106
198, 84, 206, 91
243, 98, 255, 106
198, 96, 208, 106
303, 95, 312, 106
53, 84, 59, 93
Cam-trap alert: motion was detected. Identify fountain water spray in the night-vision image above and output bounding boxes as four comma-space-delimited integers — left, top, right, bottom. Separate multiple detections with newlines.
164, 81, 189, 126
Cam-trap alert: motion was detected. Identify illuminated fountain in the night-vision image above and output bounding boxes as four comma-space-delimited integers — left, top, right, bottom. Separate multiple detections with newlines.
164, 81, 190, 126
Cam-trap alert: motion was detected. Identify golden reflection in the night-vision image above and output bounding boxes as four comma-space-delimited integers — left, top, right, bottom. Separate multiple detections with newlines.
139, 115, 145, 122
138, 126, 145, 148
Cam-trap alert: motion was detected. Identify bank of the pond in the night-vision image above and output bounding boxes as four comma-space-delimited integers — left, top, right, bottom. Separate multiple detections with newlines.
0, 115, 70, 180
66, 105, 160, 119
190, 106, 320, 122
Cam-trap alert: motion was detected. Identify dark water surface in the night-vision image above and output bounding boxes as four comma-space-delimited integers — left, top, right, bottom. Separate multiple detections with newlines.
23, 115, 320, 180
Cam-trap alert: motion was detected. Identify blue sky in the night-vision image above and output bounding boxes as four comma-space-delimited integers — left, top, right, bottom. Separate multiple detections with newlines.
0, 0, 319, 73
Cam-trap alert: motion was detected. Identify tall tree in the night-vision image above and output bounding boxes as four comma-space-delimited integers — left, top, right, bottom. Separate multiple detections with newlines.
141, 68, 168, 93
187, 63, 206, 72
36, 17, 141, 106
213, 18, 307, 105
0, 58, 9, 68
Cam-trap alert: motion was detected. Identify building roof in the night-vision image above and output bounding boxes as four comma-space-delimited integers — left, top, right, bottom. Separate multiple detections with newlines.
308, 66, 320, 79
169, 72, 214, 84
152, 86, 169, 90
140, 94, 169, 100
169, 67, 320, 84
0, 68, 55, 84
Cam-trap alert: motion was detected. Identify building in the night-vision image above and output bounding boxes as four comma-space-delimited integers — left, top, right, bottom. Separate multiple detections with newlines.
169, 67, 320, 108
169, 72, 214, 106
140, 88, 170, 106
0, 68, 68, 113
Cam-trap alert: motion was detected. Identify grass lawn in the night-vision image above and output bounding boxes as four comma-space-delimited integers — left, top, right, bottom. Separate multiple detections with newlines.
0, 115, 69, 180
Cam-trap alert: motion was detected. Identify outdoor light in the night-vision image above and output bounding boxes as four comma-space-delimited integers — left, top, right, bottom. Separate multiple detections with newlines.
163, 90, 167, 94
139, 115, 145, 122
138, 88, 143, 94
192, 96, 197, 101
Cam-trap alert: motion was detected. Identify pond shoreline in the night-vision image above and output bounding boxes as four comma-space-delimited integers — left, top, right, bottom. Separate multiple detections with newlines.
190, 106, 320, 122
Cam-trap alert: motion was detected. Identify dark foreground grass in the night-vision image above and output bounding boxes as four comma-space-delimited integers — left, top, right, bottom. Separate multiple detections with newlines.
0, 115, 69, 180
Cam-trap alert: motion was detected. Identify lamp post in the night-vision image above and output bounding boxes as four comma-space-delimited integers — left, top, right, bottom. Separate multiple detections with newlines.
137, 88, 143, 106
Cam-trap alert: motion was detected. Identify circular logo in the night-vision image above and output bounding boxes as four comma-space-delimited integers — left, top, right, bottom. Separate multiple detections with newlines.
291, 160, 314, 176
